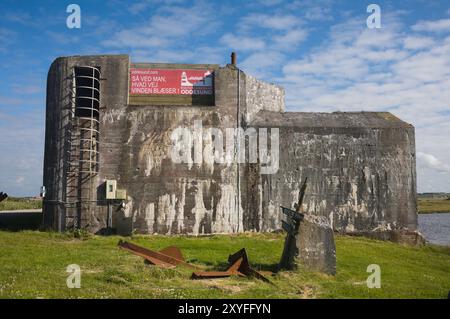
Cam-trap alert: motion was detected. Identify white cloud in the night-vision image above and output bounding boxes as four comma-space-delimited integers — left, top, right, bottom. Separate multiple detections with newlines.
102, 3, 218, 49
217, 11, 308, 78
0, 96, 42, 107
241, 51, 285, 78
2, 2, 448, 195
150, 5, 217, 37
2, 11, 48, 28
278, 15, 450, 192
45, 31, 79, 45
11, 85, 42, 95
220, 33, 266, 51
284, 0, 333, 21
131, 46, 224, 64
417, 152, 450, 174
128, 1, 150, 15
0, 109, 44, 196
102, 30, 169, 48
4, 12, 35, 25
241, 13, 302, 30
273, 29, 308, 49
255, 0, 283, 6
403, 36, 435, 49
219, 11, 307, 78
303, 6, 333, 21
82, 15, 119, 37
127, 0, 185, 15
412, 18, 450, 32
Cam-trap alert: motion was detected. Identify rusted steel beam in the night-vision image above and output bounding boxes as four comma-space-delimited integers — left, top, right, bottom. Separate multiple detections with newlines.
117, 240, 200, 270
191, 257, 245, 278
231, 52, 237, 65
191, 248, 270, 283
296, 177, 308, 213
281, 207, 304, 224
280, 177, 307, 235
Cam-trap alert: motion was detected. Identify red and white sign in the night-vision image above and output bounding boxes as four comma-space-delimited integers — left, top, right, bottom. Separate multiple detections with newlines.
129, 68, 214, 95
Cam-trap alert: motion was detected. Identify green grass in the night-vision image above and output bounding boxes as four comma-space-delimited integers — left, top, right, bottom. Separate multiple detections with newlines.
418, 198, 450, 214
0, 197, 42, 211
0, 231, 448, 299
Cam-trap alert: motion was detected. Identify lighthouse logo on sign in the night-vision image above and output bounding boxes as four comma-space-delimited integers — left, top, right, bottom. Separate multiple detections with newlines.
130, 68, 214, 95
181, 71, 212, 87
181, 72, 192, 86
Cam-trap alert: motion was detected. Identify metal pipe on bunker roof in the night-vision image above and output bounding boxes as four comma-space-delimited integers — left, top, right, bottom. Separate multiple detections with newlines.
231, 52, 237, 66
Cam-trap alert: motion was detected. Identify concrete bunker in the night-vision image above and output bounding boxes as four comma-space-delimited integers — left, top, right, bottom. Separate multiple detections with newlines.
42, 54, 417, 238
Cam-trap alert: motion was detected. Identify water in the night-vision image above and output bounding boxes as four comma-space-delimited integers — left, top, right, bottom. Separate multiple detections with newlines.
418, 213, 450, 246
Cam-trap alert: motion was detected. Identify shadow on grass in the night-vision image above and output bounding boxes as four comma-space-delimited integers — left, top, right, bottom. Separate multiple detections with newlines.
199, 261, 279, 272
0, 212, 42, 231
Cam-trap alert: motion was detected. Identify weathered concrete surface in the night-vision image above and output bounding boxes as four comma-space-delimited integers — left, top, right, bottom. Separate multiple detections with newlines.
278, 213, 336, 275
43, 54, 417, 236
102, 66, 245, 235
249, 111, 417, 234
43, 56, 246, 234
43, 55, 129, 232
243, 74, 284, 124
296, 215, 336, 275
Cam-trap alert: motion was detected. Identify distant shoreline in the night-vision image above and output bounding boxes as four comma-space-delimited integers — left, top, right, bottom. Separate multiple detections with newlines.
418, 211, 450, 214
417, 198, 450, 214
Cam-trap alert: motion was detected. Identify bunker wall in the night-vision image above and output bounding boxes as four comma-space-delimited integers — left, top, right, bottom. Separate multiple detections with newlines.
247, 111, 417, 233
43, 55, 417, 236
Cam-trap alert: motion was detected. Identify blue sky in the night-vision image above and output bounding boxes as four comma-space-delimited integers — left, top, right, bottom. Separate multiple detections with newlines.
0, 0, 449, 196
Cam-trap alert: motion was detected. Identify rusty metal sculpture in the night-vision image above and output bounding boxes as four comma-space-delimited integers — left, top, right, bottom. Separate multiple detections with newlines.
0, 192, 7, 203
278, 177, 337, 275
118, 241, 271, 282
117, 240, 199, 269
278, 177, 307, 270
191, 248, 270, 283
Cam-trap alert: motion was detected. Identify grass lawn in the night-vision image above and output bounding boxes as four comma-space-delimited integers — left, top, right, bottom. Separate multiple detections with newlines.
0, 197, 42, 211
418, 198, 450, 214
0, 231, 448, 299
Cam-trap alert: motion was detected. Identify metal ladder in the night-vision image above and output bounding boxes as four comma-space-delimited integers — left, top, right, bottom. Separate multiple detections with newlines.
63, 66, 100, 229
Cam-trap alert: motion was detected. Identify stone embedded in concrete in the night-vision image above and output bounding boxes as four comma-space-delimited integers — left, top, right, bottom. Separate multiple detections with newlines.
279, 213, 336, 275
297, 214, 336, 275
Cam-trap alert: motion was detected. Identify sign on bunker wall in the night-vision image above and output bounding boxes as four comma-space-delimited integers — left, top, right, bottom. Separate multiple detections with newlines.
129, 68, 214, 96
